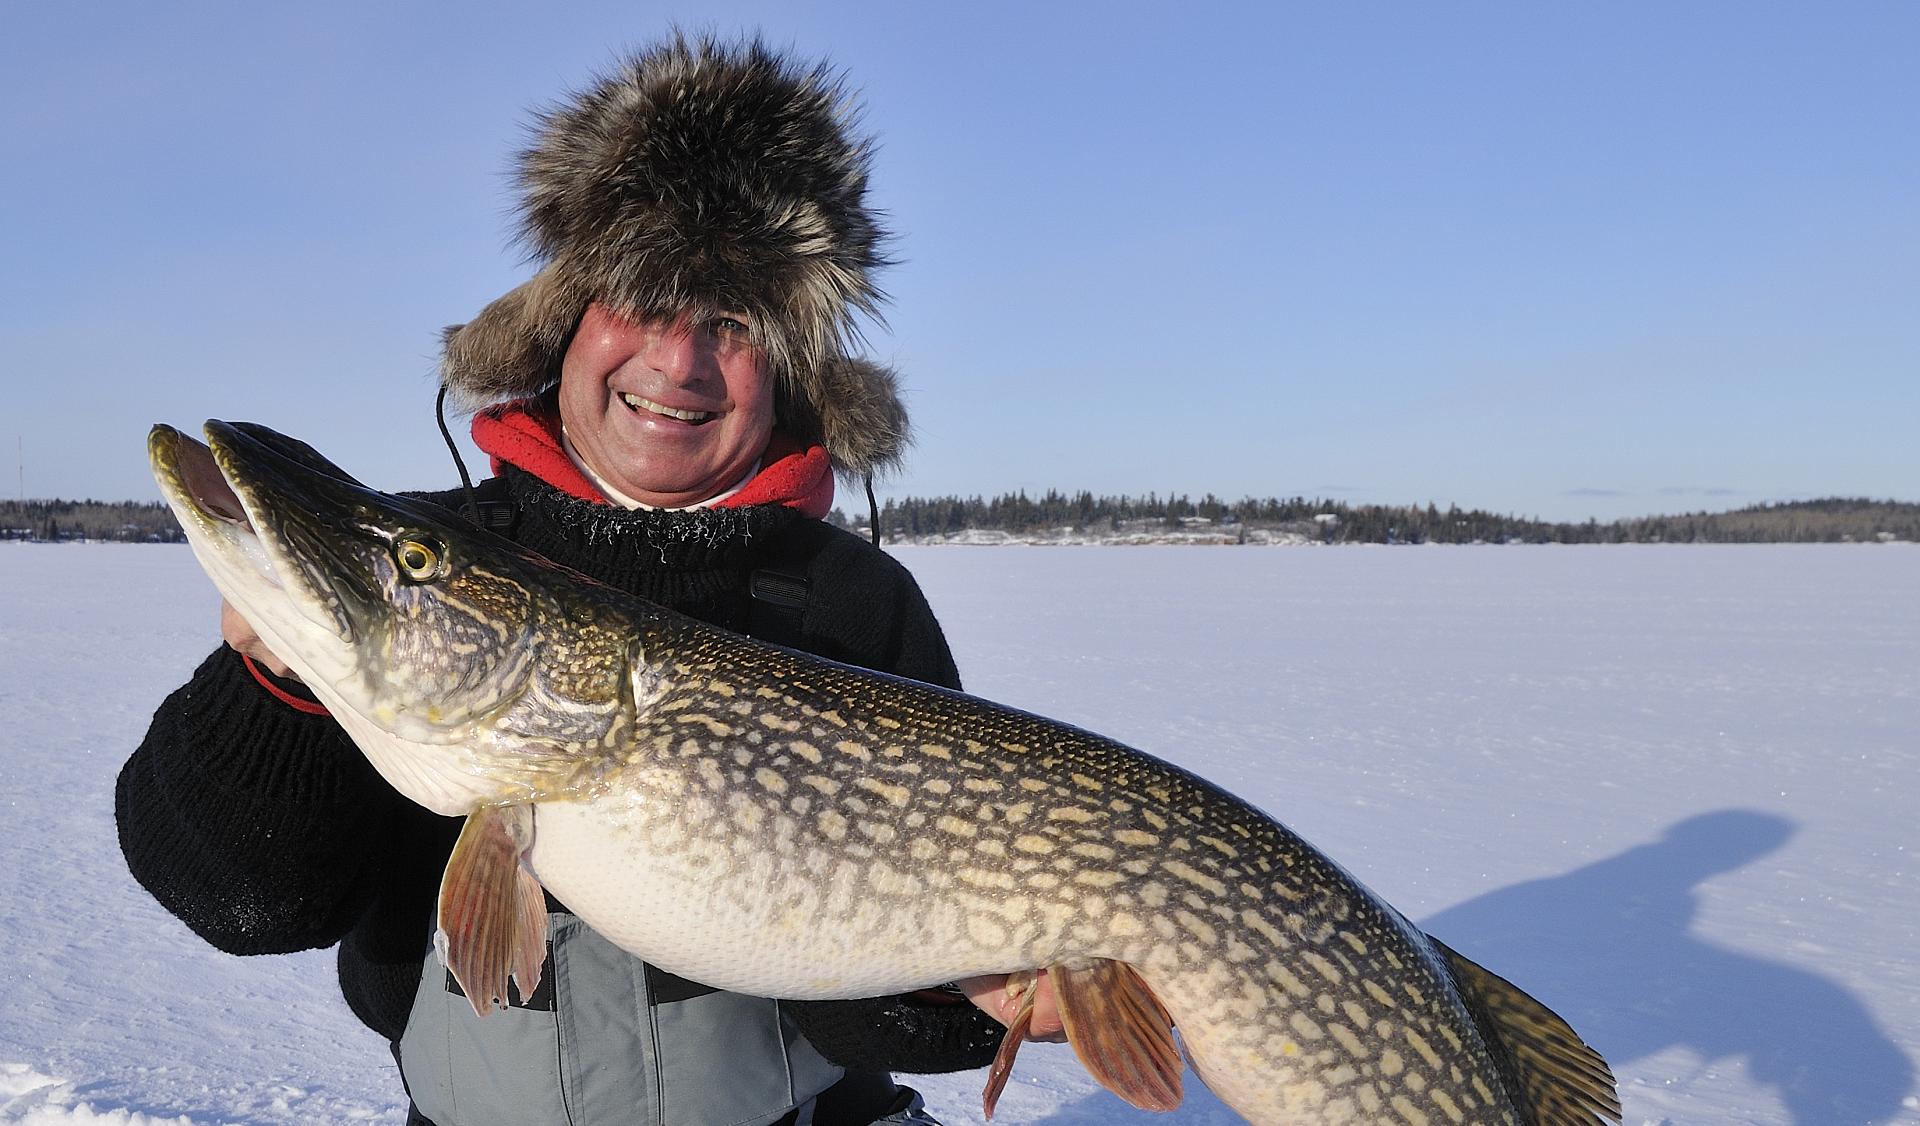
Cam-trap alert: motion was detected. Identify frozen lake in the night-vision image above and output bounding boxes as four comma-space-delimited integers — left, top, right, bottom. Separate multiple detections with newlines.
1, 542, 1914, 1124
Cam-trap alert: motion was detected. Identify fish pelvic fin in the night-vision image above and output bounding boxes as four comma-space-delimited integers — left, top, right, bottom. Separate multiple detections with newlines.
1052, 958, 1184, 1114
1431, 937, 1622, 1125
980, 971, 1040, 1121
436, 803, 549, 1018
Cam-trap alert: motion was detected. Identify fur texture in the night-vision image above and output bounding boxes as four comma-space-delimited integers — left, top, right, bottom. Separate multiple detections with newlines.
441, 34, 909, 478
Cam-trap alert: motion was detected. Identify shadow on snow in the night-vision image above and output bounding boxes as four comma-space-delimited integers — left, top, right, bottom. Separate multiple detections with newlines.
1423, 809, 1914, 1125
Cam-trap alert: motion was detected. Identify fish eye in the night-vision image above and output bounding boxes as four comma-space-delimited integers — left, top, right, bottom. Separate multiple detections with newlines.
394, 537, 446, 582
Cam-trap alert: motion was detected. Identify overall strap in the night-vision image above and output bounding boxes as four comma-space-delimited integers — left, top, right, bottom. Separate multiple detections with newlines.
748, 565, 810, 643
461, 476, 518, 534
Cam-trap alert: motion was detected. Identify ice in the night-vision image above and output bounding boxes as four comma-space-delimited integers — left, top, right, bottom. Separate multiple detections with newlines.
2, 541, 1914, 1124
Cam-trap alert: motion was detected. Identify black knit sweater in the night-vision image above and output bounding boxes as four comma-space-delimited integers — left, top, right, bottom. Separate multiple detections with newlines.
115, 467, 1001, 1075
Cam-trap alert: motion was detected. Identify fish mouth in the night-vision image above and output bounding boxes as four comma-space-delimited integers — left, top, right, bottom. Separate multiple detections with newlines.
149, 421, 385, 651
165, 428, 254, 531
149, 423, 283, 600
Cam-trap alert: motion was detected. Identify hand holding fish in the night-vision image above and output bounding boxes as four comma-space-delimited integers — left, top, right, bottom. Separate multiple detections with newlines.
219, 599, 296, 681
959, 972, 1068, 1044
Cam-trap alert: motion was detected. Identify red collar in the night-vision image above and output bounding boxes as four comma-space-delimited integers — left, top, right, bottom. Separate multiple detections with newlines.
470, 398, 835, 519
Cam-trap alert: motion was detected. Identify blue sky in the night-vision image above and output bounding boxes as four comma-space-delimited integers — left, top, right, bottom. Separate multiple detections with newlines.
5, 2, 1915, 521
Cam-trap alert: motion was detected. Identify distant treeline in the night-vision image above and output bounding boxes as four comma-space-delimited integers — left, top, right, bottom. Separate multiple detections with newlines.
831, 493, 1920, 544
5, 494, 1915, 545
0, 499, 183, 543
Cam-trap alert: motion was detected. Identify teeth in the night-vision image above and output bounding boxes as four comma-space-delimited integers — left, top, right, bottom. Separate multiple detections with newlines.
621, 393, 715, 422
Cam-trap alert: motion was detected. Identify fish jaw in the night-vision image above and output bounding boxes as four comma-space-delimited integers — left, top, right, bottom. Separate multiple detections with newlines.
149, 424, 365, 693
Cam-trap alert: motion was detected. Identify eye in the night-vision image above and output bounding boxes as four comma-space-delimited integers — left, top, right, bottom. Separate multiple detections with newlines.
709, 315, 751, 339
394, 538, 445, 582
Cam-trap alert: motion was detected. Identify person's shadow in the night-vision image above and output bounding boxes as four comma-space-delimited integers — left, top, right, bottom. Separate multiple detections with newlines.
1422, 809, 1914, 1124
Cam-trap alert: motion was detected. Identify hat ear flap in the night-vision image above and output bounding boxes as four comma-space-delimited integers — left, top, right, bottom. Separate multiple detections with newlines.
811, 355, 910, 479
441, 265, 586, 406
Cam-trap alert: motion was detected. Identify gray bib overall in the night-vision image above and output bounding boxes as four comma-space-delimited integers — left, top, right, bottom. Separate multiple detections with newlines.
398, 910, 846, 1126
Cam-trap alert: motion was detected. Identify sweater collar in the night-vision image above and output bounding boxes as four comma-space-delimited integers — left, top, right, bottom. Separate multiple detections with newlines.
471, 397, 835, 519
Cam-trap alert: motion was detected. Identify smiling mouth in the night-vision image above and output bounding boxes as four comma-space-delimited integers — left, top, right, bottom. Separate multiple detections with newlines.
620, 393, 717, 425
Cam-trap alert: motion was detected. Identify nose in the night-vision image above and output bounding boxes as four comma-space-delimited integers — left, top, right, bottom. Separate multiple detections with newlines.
636, 315, 714, 386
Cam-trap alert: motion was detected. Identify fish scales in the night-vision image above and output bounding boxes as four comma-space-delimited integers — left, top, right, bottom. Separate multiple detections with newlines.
532, 619, 1527, 1125
149, 420, 1621, 1126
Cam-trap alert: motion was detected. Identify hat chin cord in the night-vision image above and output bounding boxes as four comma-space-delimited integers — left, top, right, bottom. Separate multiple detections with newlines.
435, 384, 485, 527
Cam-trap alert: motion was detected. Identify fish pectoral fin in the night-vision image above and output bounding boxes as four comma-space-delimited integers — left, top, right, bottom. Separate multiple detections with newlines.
436, 804, 548, 1019
1051, 958, 1184, 1113
1431, 937, 1623, 1125
980, 970, 1040, 1121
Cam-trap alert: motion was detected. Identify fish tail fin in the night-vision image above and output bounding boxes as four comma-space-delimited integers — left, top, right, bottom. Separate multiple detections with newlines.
1431, 937, 1622, 1125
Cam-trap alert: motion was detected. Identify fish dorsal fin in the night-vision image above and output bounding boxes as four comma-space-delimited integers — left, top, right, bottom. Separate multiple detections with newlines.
1052, 958, 1184, 1113
437, 803, 549, 1018
1431, 937, 1622, 1125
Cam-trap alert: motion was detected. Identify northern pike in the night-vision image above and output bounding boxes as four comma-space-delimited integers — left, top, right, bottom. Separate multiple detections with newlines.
150, 420, 1621, 1126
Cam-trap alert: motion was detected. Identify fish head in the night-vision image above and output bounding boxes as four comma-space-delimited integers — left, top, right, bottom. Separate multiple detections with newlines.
150, 422, 564, 804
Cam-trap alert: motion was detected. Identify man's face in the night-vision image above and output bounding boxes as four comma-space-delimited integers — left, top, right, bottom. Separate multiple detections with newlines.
557, 302, 776, 508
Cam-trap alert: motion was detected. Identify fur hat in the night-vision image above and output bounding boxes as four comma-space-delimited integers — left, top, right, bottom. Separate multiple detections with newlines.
440, 34, 909, 477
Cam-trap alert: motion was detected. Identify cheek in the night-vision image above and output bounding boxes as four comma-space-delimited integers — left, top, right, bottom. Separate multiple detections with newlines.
728, 359, 777, 429
557, 322, 630, 410
744, 388, 777, 434
557, 356, 619, 440
557, 362, 590, 419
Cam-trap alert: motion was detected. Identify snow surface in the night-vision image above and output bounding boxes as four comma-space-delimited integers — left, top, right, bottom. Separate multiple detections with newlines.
1, 542, 1914, 1125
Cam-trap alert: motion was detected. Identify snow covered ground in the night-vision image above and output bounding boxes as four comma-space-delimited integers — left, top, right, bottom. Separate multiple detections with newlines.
1, 542, 1914, 1125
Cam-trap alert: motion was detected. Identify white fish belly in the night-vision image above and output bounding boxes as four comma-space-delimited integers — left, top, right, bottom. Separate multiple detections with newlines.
526, 788, 1042, 1000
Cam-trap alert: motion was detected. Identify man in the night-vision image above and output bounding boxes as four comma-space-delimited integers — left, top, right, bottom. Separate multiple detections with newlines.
118, 35, 1055, 1126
